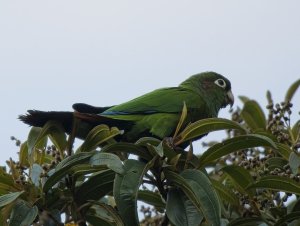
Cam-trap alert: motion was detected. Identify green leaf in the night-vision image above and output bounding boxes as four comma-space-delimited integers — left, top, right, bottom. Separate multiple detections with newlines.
175, 118, 247, 146
228, 217, 266, 226
266, 157, 288, 171
113, 159, 154, 226
43, 152, 94, 191
166, 188, 203, 226
137, 190, 166, 210
75, 170, 115, 204
274, 211, 300, 226
164, 169, 221, 226
9, 201, 38, 226
19, 142, 29, 168
199, 134, 277, 168
173, 102, 188, 138
285, 79, 300, 103
86, 202, 124, 226
90, 153, 124, 174
79, 125, 121, 152
27, 127, 47, 156
289, 152, 300, 174
275, 143, 292, 160
240, 100, 266, 130
238, 96, 251, 104
292, 120, 300, 140
221, 165, 255, 196
248, 176, 300, 195
0, 191, 24, 208
102, 142, 152, 161
30, 163, 43, 187
211, 179, 239, 207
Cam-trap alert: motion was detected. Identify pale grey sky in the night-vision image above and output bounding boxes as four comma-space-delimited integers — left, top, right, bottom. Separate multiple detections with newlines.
0, 1, 299, 163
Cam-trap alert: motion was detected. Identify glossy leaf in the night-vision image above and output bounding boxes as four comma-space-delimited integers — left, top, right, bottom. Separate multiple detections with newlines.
114, 159, 154, 226
199, 134, 277, 168
79, 125, 121, 152
75, 170, 115, 204
43, 152, 94, 191
240, 100, 266, 130
248, 176, 300, 195
90, 153, 124, 174
166, 188, 203, 226
102, 142, 152, 161
285, 79, 300, 103
228, 217, 266, 226
275, 143, 292, 160
221, 165, 255, 196
27, 127, 47, 156
137, 190, 165, 210
266, 157, 288, 171
174, 118, 247, 145
274, 211, 300, 226
86, 202, 124, 226
211, 179, 239, 207
9, 201, 38, 226
173, 102, 188, 138
164, 169, 221, 226
0, 191, 24, 208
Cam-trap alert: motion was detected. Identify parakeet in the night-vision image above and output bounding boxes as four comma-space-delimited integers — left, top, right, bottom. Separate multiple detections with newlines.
19, 72, 234, 143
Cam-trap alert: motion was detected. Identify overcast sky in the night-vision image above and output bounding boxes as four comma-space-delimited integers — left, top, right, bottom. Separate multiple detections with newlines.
0, 1, 299, 163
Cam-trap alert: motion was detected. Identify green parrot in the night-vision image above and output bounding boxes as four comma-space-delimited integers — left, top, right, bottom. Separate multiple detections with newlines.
20, 72, 234, 144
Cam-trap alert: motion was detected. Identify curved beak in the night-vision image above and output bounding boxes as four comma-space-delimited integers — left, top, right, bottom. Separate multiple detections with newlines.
227, 90, 234, 108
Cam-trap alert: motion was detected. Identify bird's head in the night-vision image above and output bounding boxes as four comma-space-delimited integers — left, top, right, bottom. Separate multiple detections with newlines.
180, 71, 234, 110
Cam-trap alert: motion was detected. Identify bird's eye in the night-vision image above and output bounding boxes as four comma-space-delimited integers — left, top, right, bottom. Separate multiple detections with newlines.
214, 79, 226, 89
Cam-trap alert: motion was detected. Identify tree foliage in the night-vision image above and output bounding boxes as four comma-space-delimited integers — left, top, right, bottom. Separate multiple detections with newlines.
1, 79, 300, 226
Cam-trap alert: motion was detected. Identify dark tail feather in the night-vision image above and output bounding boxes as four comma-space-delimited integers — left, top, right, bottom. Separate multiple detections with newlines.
72, 103, 113, 114
19, 110, 74, 133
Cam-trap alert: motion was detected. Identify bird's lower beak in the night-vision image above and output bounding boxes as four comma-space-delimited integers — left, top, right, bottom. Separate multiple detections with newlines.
227, 90, 234, 108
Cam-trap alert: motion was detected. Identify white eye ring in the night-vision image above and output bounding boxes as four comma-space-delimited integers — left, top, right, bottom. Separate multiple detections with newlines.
214, 79, 226, 89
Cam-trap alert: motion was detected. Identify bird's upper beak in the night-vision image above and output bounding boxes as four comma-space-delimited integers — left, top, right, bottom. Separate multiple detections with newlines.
227, 90, 234, 108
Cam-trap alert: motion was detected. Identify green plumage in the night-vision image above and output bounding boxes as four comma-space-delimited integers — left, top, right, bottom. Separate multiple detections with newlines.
20, 72, 234, 143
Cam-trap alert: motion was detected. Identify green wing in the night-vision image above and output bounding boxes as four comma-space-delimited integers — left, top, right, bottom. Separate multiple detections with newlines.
101, 87, 204, 116
100, 87, 209, 139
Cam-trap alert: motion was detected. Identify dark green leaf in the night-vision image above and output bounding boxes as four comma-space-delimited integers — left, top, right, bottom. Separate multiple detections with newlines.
79, 125, 121, 152
173, 102, 188, 138
199, 134, 277, 168
221, 165, 255, 196
228, 217, 266, 226
86, 202, 124, 226
102, 142, 152, 161
166, 188, 203, 226
274, 211, 300, 226
90, 153, 124, 174
9, 201, 38, 226
27, 127, 47, 156
285, 79, 300, 103
75, 170, 115, 204
137, 190, 165, 210
275, 143, 292, 160
248, 176, 300, 195
19, 142, 29, 168
240, 100, 266, 130
211, 179, 239, 206
292, 120, 300, 140
164, 169, 221, 226
175, 118, 247, 146
0, 191, 24, 208
266, 157, 288, 171
43, 152, 94, 191
114, 159, 154, 226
